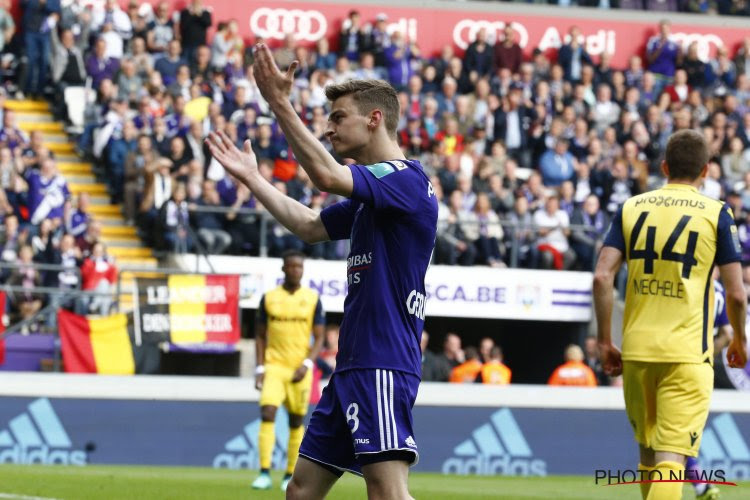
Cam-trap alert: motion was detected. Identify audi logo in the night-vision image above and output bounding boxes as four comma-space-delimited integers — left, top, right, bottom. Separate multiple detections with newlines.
453, 20, 529, 51
249, 8, 328, 42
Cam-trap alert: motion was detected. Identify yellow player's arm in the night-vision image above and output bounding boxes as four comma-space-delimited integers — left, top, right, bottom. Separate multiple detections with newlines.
307, 324, 325, 366
255, 323, 267, 369
593, 246, 624, 346
719, 262, 747, 347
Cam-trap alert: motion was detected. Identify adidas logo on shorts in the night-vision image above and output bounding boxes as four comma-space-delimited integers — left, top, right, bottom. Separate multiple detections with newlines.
405, 436, 417, 448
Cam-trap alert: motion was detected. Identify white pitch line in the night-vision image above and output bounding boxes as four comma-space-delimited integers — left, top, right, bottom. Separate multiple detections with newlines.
0, 493, 62, 500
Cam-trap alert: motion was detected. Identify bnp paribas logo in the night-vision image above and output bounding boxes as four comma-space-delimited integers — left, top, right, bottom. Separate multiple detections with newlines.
442, 408, 547, 476
700, 413, 750, 479
0, 398, 87, 465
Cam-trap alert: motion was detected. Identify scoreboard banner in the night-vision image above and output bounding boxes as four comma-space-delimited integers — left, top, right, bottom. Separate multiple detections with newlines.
133, 274, 241, 347
174, 256, 593, 322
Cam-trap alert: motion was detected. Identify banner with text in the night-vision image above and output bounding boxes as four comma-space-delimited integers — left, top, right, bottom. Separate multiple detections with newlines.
97, 0, 750, 67
134, 275, 240, 347
175, 256, 592, 322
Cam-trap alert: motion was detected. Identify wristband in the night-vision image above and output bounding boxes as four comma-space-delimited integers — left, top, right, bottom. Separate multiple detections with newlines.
255, 365, 265, 375
302, 359, 314, 369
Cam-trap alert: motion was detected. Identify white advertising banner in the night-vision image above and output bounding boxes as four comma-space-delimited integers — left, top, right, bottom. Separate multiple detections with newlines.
174, 256, 593, 322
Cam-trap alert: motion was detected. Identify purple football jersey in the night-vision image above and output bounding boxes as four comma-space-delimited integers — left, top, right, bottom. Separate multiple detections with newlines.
320, 160, 438, 377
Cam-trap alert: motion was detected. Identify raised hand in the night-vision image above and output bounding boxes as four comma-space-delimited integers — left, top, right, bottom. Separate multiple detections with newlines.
205, 131, 257, 185
252, 43, 299, 107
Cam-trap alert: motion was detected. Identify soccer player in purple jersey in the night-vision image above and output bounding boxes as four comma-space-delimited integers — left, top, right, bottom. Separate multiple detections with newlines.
206, 44, 437, 499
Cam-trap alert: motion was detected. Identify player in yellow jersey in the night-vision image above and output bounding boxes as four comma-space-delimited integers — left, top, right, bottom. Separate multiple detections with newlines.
252, 250, 325, 492
594, 130, 748, 500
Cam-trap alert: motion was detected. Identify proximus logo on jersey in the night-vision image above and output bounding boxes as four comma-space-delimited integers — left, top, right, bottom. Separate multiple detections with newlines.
441, 408, 547, 476
0, 399, 87, 465
699, 413, 750, 479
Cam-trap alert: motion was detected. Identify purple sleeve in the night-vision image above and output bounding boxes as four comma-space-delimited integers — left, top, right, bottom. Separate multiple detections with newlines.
349, 163, 419, 213
320, 199, 358, 241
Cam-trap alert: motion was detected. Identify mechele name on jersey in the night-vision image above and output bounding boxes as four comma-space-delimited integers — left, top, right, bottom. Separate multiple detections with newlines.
347, 252, 372, 285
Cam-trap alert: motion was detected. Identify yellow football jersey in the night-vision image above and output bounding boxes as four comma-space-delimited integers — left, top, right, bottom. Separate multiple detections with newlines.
603, 183, 741, 364
258, 286, 324, 368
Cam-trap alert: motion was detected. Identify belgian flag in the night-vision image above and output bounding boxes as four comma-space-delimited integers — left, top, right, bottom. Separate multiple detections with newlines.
58, 310, 136, 374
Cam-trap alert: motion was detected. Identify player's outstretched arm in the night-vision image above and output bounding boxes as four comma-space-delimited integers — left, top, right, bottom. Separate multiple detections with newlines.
205, 131, 330, 243
719, 262, 748, 368
593, 246, 624, 376
252, 43, 353, 197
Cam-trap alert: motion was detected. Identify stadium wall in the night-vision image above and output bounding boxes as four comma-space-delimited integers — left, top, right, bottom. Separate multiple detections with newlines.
51, 0, 750, 67
1, 373, 749, 478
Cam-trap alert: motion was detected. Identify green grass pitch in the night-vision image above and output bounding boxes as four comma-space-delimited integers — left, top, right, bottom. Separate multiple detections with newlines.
0, 465, 746, 499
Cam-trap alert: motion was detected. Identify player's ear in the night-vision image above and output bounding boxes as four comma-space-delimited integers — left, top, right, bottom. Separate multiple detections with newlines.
699, 163, 708, 179
368, 109, 383, 131
660, 160, 669, 178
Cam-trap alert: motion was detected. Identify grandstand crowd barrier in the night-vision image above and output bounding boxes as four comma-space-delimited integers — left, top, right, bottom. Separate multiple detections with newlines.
1, 373, 748, 478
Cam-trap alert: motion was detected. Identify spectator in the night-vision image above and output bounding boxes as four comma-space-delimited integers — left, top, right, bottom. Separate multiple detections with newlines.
106, 119, 138, 203
432, 333, 463, 382
384, 31, 415, 91
76, 219, 101, 260
338, 10, 368, 62
464, 28, 493, 84
646, 19, 681, 93
50, 20, 88, 122
494, 83, 534, 168
570, 194, 608, 271
494, 23, 522, 74
80, 242, 117, 315
25, 158, 69, 226
0, 214, 25, 266
534, 194, 576, 270
584, 337, 608, 386
124, 134, 160, 224
474, 192, 504, 267
86, 37, 120, 91
21, 0, 60, 98
449, 346, 482, 383
159, 182, 192, 252
663, 69, 690, 104
65, 193, 91, 239
146, 1, 174, 56
548, 344, 597, 386
557, 25, 592, 83
8, 244, 42, 329
436, 189, 478, 266
420, 331, 442, 382
154, 39, 185, 86
539, 138, 576, 187
189, 179, 231, 254
479, 346, 512, 385
506, 195, 538, 268
178, 0, 212, 63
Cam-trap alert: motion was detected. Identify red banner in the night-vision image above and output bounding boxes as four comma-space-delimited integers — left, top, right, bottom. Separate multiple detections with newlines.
81, 0, 749, 68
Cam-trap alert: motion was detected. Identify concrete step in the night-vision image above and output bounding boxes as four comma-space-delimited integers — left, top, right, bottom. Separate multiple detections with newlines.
57, 154, 85, 163
6, 100, 49, 112
64, 174, 96, 184
18, 121, 64, 133
100, 235, 143, 248
58, 162, 93, 175
101, 225, 137, 237
98, 217, 128, 227
45, 142, 75, 154
42, 133, 69, 143
16, 112, 54, 123
68, 182, 108, 196
117, 256, 158, 269
120, 270, 166, 280
108, 247, 153, 259
88, 204, 122, 216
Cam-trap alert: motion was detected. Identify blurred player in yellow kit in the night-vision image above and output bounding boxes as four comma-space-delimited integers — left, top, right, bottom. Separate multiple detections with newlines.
252, 250, 325, 492
594, 130, 748, 499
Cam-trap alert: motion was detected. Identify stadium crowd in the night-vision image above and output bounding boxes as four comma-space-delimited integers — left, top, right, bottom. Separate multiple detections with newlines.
0, 2, 749, 324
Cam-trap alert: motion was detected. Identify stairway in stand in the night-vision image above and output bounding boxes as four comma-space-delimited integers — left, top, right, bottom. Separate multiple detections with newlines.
9, 99, 157, 312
